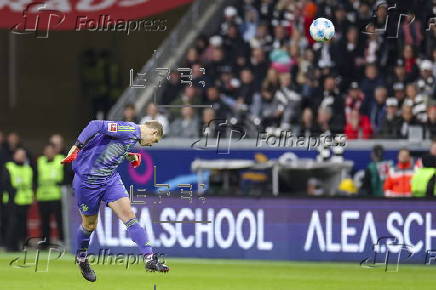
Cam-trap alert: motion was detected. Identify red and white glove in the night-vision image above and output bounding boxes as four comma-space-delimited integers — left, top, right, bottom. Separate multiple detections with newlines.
127, 152, 141, 168
61, 147, 80, 164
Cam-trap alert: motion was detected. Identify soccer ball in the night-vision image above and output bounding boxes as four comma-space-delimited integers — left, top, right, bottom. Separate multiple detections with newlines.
310, 18, 335, 42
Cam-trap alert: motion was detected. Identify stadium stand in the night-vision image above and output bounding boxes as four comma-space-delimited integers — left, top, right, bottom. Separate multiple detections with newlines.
122, 0, 435, 140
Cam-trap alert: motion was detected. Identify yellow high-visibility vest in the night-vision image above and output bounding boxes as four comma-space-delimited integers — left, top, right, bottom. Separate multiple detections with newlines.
37, 155, 64, 201
5, 162, 33, 205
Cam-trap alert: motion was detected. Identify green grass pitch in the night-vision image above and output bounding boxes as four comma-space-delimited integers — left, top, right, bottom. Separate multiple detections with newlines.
0, 252, 435, 290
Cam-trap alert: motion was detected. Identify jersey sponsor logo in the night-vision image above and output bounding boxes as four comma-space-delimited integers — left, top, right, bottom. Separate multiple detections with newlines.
108, 122, 118, 132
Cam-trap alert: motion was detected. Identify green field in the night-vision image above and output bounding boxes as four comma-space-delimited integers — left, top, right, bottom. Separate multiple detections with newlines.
0, 252, 434, 290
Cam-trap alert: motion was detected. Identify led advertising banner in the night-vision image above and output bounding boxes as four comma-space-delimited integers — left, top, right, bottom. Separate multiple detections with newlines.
68, 196, 436, 264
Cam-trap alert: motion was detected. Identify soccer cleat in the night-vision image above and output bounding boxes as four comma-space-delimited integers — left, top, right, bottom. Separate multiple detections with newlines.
77, 258, 97, 282
144, 253, 169, 273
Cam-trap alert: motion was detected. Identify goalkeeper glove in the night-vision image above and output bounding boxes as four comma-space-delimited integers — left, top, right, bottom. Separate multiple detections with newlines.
61, 146, 80, 164
127, 152, 141, 168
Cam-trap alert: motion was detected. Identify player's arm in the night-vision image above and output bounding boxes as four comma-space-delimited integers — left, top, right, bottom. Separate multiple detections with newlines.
61, 121, 139, 164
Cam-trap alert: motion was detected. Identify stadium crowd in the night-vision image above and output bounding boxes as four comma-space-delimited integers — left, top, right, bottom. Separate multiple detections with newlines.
135, 0, 435, 140
0, 131, 68, 251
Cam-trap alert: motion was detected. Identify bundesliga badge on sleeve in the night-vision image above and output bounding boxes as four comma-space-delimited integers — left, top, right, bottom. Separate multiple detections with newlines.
108, 122, 118, 132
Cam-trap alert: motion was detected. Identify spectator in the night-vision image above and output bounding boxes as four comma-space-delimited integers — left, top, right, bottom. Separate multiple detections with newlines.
184, 47, 199, 67
377, 98, 402, 139
411, 141, 436, 197
160, 71, 182, 106
317, 76, 345, 134
402, 44, 419, 82
345, 82, 365, 121
388, 60, 408, 90
270, 44, 291, 73
250, 21, 273, 50
169, 107, 199, 139
299, 108, 316, 137
331, 4, 352, 41
405, 82, 427, 123
399, 104, 420, 139
205, 46, 227, 82
262, 68, 280, 92
344, 109, 373, 139
425, 105, 436, 139
49, 134, 73, 184
122, 104, 139, 123
384, 148, 415, 197
170, 87, 200, 119
314, 106, 333, 135
204, 87, 231, 120
369, 86, 388, 133
49, 134, 66, 155
250, 48, 269, 91
216, 68, 240, 97
274, 72, 302, 130
37, 144, 65, 247
332, 26, 364, 87
223, 24, 248, 65
3, 132, 21, 162
241, 7, 258, 42
3, 148, 35, 251
199, 108, 219, 138
416, 60, 435, 103
392, 82, 406, 108
360, 63, 384, 116
253, 86, 282, 130
220, 6, 242, 37
140, 103, 169, 136
360, 145, 393, 196
238, 68, 257, 106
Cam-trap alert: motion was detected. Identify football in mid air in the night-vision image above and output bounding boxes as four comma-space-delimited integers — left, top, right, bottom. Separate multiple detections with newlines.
310, 17, 335, 42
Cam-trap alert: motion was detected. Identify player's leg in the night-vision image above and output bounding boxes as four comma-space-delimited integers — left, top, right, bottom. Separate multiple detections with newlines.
108, 196, 169, 273
73, 175, 100, 282
76, 213, 98, 282
77, 213, 98, 259
107, 197, 153, 254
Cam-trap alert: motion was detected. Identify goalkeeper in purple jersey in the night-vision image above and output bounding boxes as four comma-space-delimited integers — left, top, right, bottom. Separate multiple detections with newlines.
62, 120, 169, 282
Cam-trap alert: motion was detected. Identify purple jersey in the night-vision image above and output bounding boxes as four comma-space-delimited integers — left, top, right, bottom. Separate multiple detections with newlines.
72, 120, 141, 184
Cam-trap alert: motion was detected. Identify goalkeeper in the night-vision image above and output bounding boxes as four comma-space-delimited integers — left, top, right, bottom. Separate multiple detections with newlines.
62, 120, 169, 282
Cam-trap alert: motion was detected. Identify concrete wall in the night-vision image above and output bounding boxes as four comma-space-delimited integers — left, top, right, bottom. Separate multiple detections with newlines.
0, 4, 190, 153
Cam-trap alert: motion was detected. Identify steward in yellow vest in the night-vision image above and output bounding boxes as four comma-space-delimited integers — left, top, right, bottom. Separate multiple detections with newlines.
412, 155, 436, 197
2, 148, 34, 251
37, 144, 65, 245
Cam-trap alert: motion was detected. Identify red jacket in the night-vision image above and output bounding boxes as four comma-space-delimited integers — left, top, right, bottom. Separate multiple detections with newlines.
344, 115, 373, 139
383, 161, 415, 197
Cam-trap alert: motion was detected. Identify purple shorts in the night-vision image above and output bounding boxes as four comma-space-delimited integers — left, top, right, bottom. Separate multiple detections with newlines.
72, 173, 129, 215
